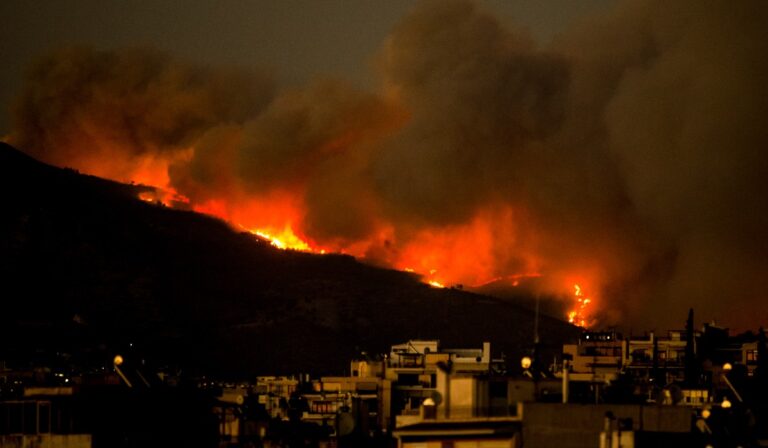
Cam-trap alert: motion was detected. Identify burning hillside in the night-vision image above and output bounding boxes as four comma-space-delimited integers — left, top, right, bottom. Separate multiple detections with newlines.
5, 0, 768, 330
0, 140, 580, 375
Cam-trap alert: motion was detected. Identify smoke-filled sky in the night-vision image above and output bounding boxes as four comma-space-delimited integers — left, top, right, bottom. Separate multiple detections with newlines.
0, 0, 613, 135
3, 0, 768, 331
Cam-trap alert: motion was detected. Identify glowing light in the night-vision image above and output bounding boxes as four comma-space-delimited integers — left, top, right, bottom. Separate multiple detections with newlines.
521, 356, 532, 369
113, 355, 124, 366
721, 398, 732, 409
428, 280, 445, 288
723, 363, 733, 371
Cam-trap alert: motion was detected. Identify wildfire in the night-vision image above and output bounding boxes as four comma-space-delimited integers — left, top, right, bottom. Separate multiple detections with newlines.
138, 191, 156, 203
252, 227, 313, 252
129, 170, 598, 321
568, 283, 593, 328
136, 188, 190, 207
403, 267, 446, 288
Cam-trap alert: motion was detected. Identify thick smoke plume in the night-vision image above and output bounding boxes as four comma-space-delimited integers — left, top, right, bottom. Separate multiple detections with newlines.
11, 46, 275, 184
7, 0, 768, 329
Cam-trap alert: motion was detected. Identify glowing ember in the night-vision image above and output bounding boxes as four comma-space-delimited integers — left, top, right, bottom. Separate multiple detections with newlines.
138, 191, 156, 203
568, 283, 593, 327
136, 188, 189, 206
402, 265, 448, 288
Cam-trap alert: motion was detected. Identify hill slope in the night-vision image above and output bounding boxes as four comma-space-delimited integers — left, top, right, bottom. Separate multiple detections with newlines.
0, 142, 579, 377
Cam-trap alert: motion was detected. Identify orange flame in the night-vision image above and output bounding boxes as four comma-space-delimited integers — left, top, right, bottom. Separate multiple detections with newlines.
402, 266, 445, 288
135, 180, 601, 321
568, 283, 593, 328
249, 226, 326, 252
104, 151, 597, 319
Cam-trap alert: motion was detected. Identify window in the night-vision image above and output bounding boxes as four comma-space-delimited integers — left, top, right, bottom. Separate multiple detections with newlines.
631, 349, 652, 363
311, 401, 337, 414
490, 381, 508, 398
398, 374, 419, 385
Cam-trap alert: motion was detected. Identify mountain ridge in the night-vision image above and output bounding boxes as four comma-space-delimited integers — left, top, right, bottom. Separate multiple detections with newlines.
0, 141, 579, 377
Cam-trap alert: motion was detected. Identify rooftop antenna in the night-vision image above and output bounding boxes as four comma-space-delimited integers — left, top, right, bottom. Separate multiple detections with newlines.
534, 293, 540, 346
532, 293, 541, 379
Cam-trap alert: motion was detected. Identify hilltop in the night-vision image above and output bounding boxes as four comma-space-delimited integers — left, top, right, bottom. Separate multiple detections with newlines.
0, 142, 579, 377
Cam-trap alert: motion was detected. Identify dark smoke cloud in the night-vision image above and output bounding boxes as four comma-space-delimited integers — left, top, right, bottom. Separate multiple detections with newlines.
593, 1, 768, 327
372, 0, 768, 328
372, 0, 651, 317
10, 46, 274, 178
375, 0, 569, 225
235, 79, 399, 195
7, 0, 768, 330
169, 78, 401, 243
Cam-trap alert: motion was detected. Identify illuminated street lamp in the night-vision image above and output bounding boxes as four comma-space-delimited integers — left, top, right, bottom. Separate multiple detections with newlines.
720, 364, 743, 403
113, 354, 133, 388
721, 398, 732, 409
521, 356, 532, 370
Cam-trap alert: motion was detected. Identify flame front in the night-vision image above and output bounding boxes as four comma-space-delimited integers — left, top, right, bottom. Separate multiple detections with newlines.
253, 228, 311, 251
136, 181, 599, 321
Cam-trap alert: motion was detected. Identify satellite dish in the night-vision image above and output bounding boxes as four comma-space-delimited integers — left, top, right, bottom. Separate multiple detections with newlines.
337, 412, 355, 436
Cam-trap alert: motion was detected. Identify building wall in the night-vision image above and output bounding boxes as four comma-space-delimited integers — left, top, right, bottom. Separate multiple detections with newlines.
448, 377, 475, 418
402, 439, 516, 448
522, 403, 691, 448
0, 434, 91, 448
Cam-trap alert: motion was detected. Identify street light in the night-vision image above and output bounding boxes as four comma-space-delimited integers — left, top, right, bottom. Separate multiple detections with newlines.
720, 364, 743, 403
113, 354, 132, 388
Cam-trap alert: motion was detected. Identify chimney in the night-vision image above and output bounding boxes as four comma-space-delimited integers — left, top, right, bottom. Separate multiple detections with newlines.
421, 398, 437, 420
